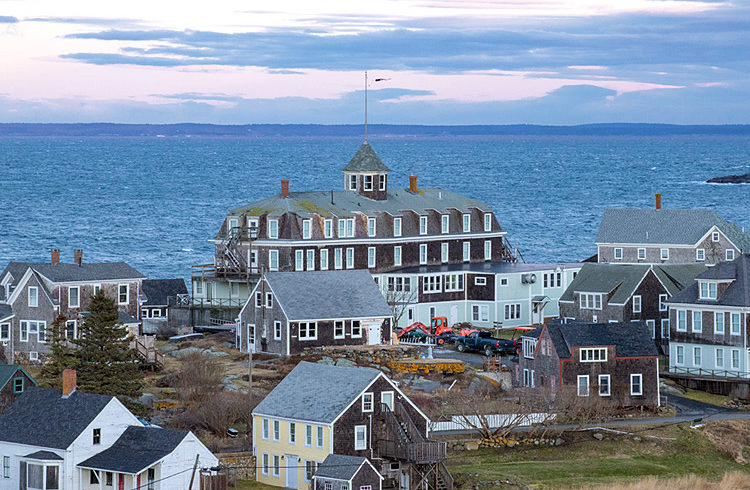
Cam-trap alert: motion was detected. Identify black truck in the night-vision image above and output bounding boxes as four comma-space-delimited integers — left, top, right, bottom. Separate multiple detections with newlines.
454, 330, 517, 356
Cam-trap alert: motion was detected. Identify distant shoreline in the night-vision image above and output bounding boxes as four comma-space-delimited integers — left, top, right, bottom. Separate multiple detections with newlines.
2, 122, 750, 137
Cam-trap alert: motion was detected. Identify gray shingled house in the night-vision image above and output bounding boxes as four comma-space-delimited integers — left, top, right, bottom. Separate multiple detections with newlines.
313, 454, 383, 490
140, 278, 188, 334
667, 254, 750, 394
0, 363, 36, 414
237, 270, 393, 355
514, 320, 660, 408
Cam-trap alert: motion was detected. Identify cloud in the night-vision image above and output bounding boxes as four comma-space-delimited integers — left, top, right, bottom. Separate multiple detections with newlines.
0, 15, 18, 23
25, 17, 143, 27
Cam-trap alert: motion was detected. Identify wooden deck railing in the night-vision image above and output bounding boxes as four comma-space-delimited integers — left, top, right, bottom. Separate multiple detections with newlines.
668, 366, 750, 380
379, 402, 446, 463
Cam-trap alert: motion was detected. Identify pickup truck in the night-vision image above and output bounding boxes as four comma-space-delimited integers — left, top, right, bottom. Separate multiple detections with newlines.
454, 331, 516, 356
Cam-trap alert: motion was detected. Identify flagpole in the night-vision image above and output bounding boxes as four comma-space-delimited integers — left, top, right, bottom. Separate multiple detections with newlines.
364, 70, 368, 142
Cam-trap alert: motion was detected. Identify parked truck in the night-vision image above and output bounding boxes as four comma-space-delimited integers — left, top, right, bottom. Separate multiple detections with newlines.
454, 330, 517, 356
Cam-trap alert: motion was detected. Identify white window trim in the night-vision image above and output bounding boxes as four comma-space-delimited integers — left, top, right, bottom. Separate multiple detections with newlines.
289, 422, 296, 445
441, 215, 449, 234
351, 320, 362, 338
659, 294, 668, 312
637, 248, 646, 260
462, 214, 471, 233
475, 277, 486, 286
484, 240, 491, 261
577, 375, 589, 397
262, 418, 269, 440
677, 310, 687, 332
381, 390, 394, 411
368, 217, 377, 237
731, 313, 741, 336
324, 219, 333, 239
269, 250, 279, 271
354, 425, 367, 450
675, 345, 685, 365
714, 312, 725, 335
346, 247, 354, 269
268, 219, 279, 239
379, 174, 386, 191
614, 248, 623, 260
0, 322, 9, 341
484, 213, 492, 232
273, 455, 280, 478
274, 320, 282, 340
334, 321, 345, 339
630, 373, 643, 396
696, 248, 705, 261
462, 242, 470, 262
272, 419, 280, 442
28, 286, 38, 308
441, 242, 449, 263
598, 374, 611, 396
394, 246, 402, 267
731, 348, 740, 369
305, 425, 313, 447
368, 247, 376, 268
580, 347, 607, 362
393, 217, 402, 237
727, 249, 735, 261
716, 347, 724, 368
68, 286, 80, 308
661, 248, 669, 260
320, 249, 329, 270
302, 219, 312, 239
363, 174, 374, 191
316, 426, 324, 448
261, 453, 269, 476
632, 295, 641, 313
419, 216, 428, 235
298, 321, 318, 341
419, 244, 427, 265
712, 231, 720, 242
692, 311, 702, 333
693, 346, 701, 367
362, 392, 374, 413
118, 284, 129, 305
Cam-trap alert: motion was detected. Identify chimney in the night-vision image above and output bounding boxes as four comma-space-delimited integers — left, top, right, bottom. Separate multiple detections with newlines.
409, 175, 417, 193
73, 249, 83, 266
51, 249, 60, 265
655, 193, 662, 210
62, 369, 76, 398
281, 179, 290, 198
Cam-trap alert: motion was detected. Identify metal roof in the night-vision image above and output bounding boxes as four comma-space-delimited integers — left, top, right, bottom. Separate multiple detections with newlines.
341, 141, 391, 173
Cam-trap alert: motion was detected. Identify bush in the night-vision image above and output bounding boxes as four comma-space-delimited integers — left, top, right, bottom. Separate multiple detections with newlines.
175, 352, 225, 402
172, 391, 252, 436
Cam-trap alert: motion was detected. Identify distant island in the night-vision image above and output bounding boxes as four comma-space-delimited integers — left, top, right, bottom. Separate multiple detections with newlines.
3, 122, 750, 137
707, 173, 750, 184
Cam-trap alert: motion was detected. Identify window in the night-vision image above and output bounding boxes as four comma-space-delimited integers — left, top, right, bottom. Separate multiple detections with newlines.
630, 374, 642, 396
20, 321, 28, 342
661, 318, 670, 339
659, 294, 668, 311
381, 391, 394, 411
614, 248, 623, 260
21, 321, 46, 343
345, 218, 354, 237
692, 311, 702, 332
579, 293, 603, 310
325, 483, 333, 490
368, 247, 376, 268
716, 348, 724, 368
29, 464, 44, 488
346, 248, 354, 269
475, 277, 486, 286
349, 174, 357, 190
419, 216, 427, 235
118, 284, 128, 304
394, 246, 402, 267
368, 217, 377, 237
462, 214, 471, 232
379, 174, 386, 191
444, 274, 463, 292
599, 374, 610, 396
577, 375, 589, 396
351, 321, 361, 338
28, 286, 38, 307
304, 460, 315, 481
324, 219, 333, 238
0, 323, 9, 341
504, 303, 521, 320
274, 321, 281, 340
362, 392, 374, 412
647, 319, 655, 339
13, 377, 24, 394
334, 321, 345, 339
484, 213, 492, 231
364, 174, 373, 191
712, 231, 720, 242
273, 420, 280, 441
522, 338, 536, 359
580, 347, 607, 362
195, 281, 203, 294
299, 322, 317, 340
500, 278, 508, 286
732, 349, 740, 369
731, 313, 741, 335
3, 456, 9, 478
676, 345, 684, 364
441, 215, 449, 233
295, 250, 304, 271
523, 369, 530, 387
693, 346, 702, 366
320, 249, 329, 270
484, 240, 491, 261
147, 468, 155, 490
255, 292, 262, 308
696, 248, 705, 261
658, 248, 669, 261
93, 428, 101, 445
316, 426, 324, 448
727, 249, 735, 261
68, 286, 80, 308
273, 455, 280, 477
269, 250, 279, 271
265, 292, 273, 308
633, 295, 641, 313
338, 219, 346, 238
262, 454, 269, 475
302, 219, 311, 239
305, 425, 313, 446
268, 219, 279, 239
677, 310, 687, 331
715, 312, 725, 334
699, 281, 717, 299
361, 485, 372, 490
463, 242, 470, 262
354, 425, 367, 450
472, 304, 489, 322
335, 248, 343, 270
289, 422, 296, 444
441, 243, 449, 263
423, 276, 442, 293
637, 248, 646, 260
393, 217, 402, 237
262, 418, 269, 439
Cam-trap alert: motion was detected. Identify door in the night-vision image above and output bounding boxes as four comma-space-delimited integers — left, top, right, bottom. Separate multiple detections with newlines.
249, 250, 259, 273
532, 305, 542, 325
366, 321, 381, 345
119, 474, 125, 490
285, 455, 298, 489
450, 305, 458, 326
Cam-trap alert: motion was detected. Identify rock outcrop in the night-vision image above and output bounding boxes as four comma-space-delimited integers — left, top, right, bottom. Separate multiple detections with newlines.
707, 173, 750, 184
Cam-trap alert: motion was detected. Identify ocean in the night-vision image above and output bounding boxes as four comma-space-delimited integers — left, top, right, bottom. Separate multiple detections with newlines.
1, 134, 749, 281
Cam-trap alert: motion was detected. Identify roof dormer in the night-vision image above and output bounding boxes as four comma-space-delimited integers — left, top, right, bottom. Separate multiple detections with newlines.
342, 141, 391, 201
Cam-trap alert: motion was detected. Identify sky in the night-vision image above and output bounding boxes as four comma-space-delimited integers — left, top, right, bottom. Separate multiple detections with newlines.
1, 0, 750, 124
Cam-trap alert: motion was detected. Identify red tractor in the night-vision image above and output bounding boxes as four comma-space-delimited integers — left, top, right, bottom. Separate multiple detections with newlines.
397, 316, 453, 344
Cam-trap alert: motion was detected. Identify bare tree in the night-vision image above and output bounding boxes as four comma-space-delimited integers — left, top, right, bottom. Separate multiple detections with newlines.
384, 286, 418, 326
175, 352, 225, 402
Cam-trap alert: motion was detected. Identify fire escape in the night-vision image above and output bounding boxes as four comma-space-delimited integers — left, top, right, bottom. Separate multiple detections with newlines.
501, 236, 525, 263
192, 213, 259, 282
378, 402, 453, 490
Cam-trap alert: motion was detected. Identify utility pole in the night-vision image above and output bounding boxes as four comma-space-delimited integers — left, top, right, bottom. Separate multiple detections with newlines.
364, 70, 368, 142
188, 454, 200, 490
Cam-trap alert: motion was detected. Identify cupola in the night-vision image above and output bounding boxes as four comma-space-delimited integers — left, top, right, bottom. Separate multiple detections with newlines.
342, 141, 391, 200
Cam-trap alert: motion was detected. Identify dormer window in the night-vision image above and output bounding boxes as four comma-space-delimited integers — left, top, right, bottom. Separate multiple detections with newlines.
462, 214, 471, 233
699, 281, 717, 300
268, 219, 279, 239
419, 216, 427, 235
441, 215, 449, 234
302, 220, 311, 239
349, 174, 357, 190
393, 217, 402, 237
484, 213, 492, 231
379, 174, 386, 191
364, 175, 373, 191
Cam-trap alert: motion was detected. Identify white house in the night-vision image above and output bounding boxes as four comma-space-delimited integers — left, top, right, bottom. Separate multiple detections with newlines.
0, 370, 217, 490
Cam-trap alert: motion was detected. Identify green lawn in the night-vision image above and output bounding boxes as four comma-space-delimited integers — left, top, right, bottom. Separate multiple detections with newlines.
235, 479, 279, 490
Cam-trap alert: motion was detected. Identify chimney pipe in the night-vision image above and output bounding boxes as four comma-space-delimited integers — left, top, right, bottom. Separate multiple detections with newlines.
409, 175, 417, 193
51, 249, 60, 265
73, 249, 83, 266
281, 180, 290, 198
655, 193, 662, 210
62, 369, 76, 398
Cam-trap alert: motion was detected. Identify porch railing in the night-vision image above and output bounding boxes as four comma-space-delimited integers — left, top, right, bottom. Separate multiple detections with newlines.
668, 366, 750, 380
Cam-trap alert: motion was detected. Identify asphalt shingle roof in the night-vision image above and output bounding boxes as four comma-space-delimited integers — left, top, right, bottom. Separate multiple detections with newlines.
24, 451, 63, 461
315, 454, 370, 481
669, 254, 750, 307
0, 387, 114, 449
0, 303, 12, 320
253, 361, 382, 423
547, 321, 659, 359
0, 364, 35, 391
341, 141, 392, 173
0, 261, 145, 286
78, 426, 188, 474
595, 208, 750, 250
264, 270, 393, 321
142, 278, 188, 306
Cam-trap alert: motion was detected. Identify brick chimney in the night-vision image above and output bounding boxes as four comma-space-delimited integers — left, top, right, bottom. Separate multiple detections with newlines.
51, 249, 60, 265
62, 369, 76, 398
73, 249, 83, 266
409, 175, 417, 193
655, 193, 662, 210
281, 179, 290, 198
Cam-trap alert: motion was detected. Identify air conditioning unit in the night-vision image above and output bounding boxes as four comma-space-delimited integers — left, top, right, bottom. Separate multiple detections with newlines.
521, 273, 537, 284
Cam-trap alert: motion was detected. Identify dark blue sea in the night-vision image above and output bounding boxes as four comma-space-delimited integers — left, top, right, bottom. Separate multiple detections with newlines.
1, 135, 749, 281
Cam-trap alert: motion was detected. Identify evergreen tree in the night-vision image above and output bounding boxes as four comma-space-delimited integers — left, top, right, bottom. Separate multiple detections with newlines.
39, 314, 78, 388
73, 291, 142, 399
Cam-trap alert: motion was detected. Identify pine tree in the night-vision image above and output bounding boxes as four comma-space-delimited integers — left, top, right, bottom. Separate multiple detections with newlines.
39, 314, 78, 388
73, 291, 143, 399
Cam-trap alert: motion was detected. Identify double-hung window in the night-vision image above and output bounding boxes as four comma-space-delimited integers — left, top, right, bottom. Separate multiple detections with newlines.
0, 323, 9, 341
693, 346, 702, 366
69, 286, 80, 308
335, 249, 343, 270
462, 214, 470, 232
351, 321, 362, 338
269, 250, 279, 271
338, 219, 346, 238
661, 318, 670, 339
364, 174, 373, 191
393, 217, 402, 237
368, 247, 376, 268
630, 374, 642, 396
661, 248, 669, 260
441, 243, 449, 263
577, 375, 589, 397
346, 248, 354, 269
118, 284, 129, 304
484, 240, 491, 261
302, 219, 312, 239
295, 250, 304, 271
299, 322, 317, 340
3, 455, 9, 478
484, 213, 491, 231
715, 312, 725, 334
727, 249, 735, 261
598, 374, 610, 396
349, 174, 357, 190
368, 217, 377, 237
637, 248, 646, 260
354, 425, 367, 450
504, 303, 521, 320
676, 345, 684, 364
699, 281, 717, 299
28, 286, 38, 307
262, 418, 269, 440
324, 219, 333, 238
273, 455, 280, 477
716, 348, 724, 368
320, 249, 329, 270
316, 426, 324, 448
305, 425, 313, 446
441, 215, 449, 234
268, 219, 279, 238
379, 174, 386, 190
289, 422, 296, 444
334, 321, 345, 339
731, 313, 741, 335
274, 321, 281, 340
677, 310, 687, 331
419, 244, 427, 265
632, 295, 641, 313
419, 216, 427, 235
462, 242, 470, 262
696, 248, 705, 261
692, 311, 702, 333
394, 246, 402, 267
273, 420, 280, 441
732, 349, 740, 369
362, 392, 374, 412
614, 248, 623, 260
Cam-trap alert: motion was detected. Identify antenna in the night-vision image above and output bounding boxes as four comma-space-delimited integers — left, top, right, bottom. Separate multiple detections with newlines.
364, 70, 368, 142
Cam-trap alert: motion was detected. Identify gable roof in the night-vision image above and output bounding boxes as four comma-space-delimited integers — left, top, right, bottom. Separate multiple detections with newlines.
669, 254, 750, 307
595, 208, 750, 250
0, 364, 36, 392
24, 451, 63, 461
0, 303, 12, 321
78, 426, 189, 475
546, 321, 659, 359
253, 361, 382, 424
263, 270, 392, 321
341, 141, 392, 173
141, 278, 188, 306
0, 261, 145, 287
0, 387, 115, 449
315, 454, 378, 481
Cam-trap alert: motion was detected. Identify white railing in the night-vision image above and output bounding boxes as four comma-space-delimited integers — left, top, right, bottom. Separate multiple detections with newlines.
430, 412, 555, 432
